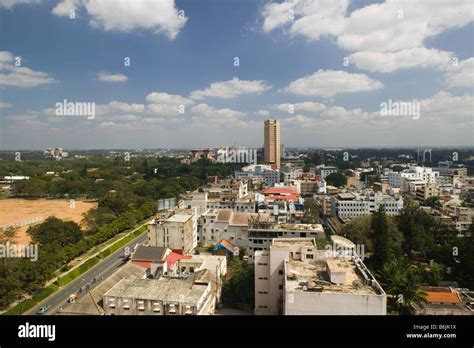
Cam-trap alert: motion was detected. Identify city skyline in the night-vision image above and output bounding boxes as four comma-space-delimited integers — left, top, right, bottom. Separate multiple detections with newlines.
1, 0, 473, 150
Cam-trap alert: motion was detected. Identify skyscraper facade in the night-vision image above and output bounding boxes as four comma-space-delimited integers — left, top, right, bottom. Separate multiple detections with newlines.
264, 119, 280, 169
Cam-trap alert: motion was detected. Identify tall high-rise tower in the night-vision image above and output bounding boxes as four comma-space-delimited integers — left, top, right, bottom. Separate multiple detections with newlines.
264, 119, 280, 169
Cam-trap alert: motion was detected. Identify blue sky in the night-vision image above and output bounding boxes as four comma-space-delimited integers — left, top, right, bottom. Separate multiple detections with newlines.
0, 0, 473, 149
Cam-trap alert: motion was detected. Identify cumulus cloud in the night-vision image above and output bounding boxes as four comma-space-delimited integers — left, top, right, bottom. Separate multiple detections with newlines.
273, 101, 326, 114
191, 103, 248, 127
146, 92, 193, 106
348, 47, 454, 73
0, 51, 57, 87
95, 101, 145, 115
262, 0, 348, 40
190, 77, 271, 99
145, 92, 194, 116
255, 110, 270, 116
0, 101, 12, 108
282, 70, 383, 98
0, 0, 40, 9
445, 57, 474, 88
97, 72, 128, 82
261, 0, 474, 72
52, 0, 187, 39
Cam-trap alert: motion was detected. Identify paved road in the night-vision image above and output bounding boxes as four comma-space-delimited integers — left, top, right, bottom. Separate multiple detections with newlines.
25, 223, 149, 315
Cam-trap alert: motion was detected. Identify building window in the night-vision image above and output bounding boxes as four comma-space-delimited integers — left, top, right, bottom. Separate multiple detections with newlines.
169, 304, 176, 314
137, 300, 145, 311
152, 302, 161, 313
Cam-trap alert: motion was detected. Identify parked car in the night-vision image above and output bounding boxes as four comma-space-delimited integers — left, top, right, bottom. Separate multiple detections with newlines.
37, 305, 51, 314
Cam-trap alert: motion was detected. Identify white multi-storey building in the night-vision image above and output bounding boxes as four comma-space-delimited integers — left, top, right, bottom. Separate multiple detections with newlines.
332, 190, 403, 219
317, 166, 337, 180
388, 166, 439, 189
255, 238, 386, 315
235, 164, 280, 186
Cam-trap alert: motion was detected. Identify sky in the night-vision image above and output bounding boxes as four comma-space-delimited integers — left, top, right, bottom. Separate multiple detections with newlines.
0, 0, 473, 150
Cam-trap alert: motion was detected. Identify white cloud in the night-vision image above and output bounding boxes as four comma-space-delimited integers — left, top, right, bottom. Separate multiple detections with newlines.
261, 0, 295, 33
348, 47, 454, 73
95, 101, 145, 115
110, 114, 138, 121
280, 91, 473, 134
190, 77, 271, 100
52, 0, 187, 39
338, 1, 473, 53
51, 0, 78, 16
0, 51, 57, 87
283, 70, 383, 98
145, 92, 194, 116
191, 103, 248, 127
273, 101, 326, 113
262, 0, 348, 40
97, 72, 128, 82
255, 109, 270, 116
146, 92, 193, 105
0, 0, 40, 9
261, 0, 474, 73
418, 91, 473, 121
0, 101, 12, 108
445, 57, 474, 88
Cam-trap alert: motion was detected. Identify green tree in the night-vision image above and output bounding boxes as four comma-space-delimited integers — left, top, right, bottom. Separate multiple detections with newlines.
370, 206, 391, 270
398, 199, 423, 258
27, 217, 83, 247
377, 259, 427, 315
452, 223, 474, 288
340, 215, 403, 255
424, 196, 441, 209
303, 199, 320, 224
325, 172, 347, 188
222, 258, 255, 309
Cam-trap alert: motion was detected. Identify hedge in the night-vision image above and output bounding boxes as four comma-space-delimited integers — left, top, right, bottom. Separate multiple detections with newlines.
4, 283, 59, 315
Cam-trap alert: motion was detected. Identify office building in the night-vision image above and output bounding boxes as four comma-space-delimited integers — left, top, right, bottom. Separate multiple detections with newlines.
264, 119, 281, 170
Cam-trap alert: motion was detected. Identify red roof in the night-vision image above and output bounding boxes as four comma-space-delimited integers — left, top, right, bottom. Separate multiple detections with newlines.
264, 187, 298, 202
425, 292, 461, 304
164, 252, 192, 268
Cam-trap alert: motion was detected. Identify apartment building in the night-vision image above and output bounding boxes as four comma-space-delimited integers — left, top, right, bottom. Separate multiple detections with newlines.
248, 219, 324, 256
235, 164, 280, 186
332, 190, 403, 219
198, 208, 272, 247
255, 238, 386, 315
148, 211, 197, 254
103, 275, 214, 316
416, 183, 441, 203
452, 206, 474, 235
435, 161, 468, 186
388, 166, 439, 189
317, 166, 337, 180
182, 180, 256, 213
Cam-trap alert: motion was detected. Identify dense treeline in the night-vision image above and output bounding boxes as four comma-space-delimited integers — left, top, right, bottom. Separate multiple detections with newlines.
3, 156, 240, 199
0, 155, 241, 309
0, 202, 155, 309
